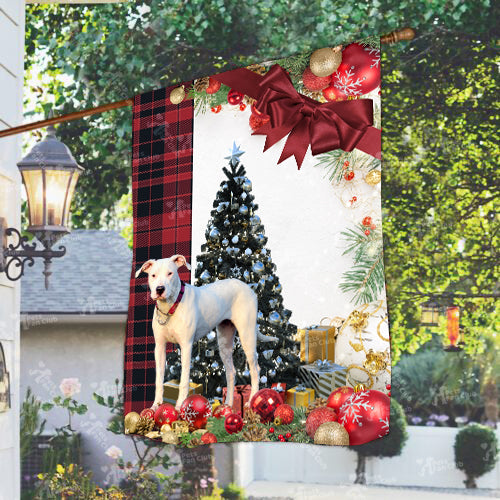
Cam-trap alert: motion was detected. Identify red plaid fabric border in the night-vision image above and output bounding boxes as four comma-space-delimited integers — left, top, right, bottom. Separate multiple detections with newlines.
124, 84, 193, 414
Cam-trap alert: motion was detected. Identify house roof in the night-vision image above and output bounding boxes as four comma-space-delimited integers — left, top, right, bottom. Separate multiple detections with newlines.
21, 230, 132, 314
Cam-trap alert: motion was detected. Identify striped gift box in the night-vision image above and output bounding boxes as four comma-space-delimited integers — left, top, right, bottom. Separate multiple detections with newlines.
298, 361, 347, 399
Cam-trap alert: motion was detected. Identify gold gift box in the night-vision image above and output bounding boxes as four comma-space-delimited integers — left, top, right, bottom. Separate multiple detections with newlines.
285, 386, 315, 407
297, 323, 337, 363
163, 379, 202, 404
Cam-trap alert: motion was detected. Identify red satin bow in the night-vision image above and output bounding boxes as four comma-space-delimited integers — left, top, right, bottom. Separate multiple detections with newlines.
252, 65, 374, 168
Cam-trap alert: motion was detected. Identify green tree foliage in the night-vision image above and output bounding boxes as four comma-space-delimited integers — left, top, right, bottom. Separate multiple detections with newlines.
382, 30, 499, 361
24, 2, 498, 360
454, 423, 498, 488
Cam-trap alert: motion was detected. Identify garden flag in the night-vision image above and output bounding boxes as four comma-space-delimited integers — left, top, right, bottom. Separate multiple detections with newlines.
124, 38, 391, 447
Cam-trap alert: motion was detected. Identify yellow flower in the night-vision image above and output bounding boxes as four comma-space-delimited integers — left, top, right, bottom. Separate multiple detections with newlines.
37, 473, 44, 480
56, 464, 65, 474
68, 463, 74, 474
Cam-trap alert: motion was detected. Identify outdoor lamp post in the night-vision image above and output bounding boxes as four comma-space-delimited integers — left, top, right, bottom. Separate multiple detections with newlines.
0, 125, 83, 289
420, 299, 440, 327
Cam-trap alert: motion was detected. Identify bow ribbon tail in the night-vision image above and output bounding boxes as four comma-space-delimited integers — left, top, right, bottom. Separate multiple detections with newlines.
277, 119, 311, 168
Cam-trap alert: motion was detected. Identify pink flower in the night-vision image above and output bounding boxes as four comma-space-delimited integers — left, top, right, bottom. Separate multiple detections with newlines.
105, 445, 123, 460
59, 378, 81, 398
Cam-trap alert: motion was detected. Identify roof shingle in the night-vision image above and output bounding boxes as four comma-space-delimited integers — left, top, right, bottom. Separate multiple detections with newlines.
21, 230, 132, 314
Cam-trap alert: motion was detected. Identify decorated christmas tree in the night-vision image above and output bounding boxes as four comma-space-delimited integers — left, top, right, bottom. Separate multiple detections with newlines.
166, 143, 300, 398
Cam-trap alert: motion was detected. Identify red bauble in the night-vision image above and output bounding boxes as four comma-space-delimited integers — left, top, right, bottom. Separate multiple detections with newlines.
179, 395, 212, 430
154, 403, 178, 427
206, 77, 221, 94
362, 216, 373, 227
227, 89, 244, 105
302, 66, 331, 91
338, 390, 390, 446
305, 407, 337, 439
249, 114, 270, 132
364, 229, 371, 236
239, 103, 247, 111
201, 432, 218, 444
249, 389, 283, 423
322, 84, 347, 102
274, 403, 294, 425
140, 408, 155, 420
331, 43, 380, 97
327, 386, 354, 412
213, 404, 233, 420
224, 413, 244, 434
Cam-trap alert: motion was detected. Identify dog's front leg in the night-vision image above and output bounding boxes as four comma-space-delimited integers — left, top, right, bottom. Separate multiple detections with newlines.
152, 339, 166, 411
176, 342, 193, 411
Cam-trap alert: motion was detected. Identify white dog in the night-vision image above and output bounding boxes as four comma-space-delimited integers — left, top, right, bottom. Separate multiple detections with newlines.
136, 255, 277, 411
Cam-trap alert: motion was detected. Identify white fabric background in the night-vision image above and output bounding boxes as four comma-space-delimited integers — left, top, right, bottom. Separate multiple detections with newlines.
191, 102, 386, 329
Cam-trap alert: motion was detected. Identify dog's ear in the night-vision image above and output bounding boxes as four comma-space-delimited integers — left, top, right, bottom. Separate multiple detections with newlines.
135, 259, 155, 278
171, 255, 191, 270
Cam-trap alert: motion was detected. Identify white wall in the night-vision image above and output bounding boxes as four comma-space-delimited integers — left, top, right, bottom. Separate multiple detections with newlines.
0, 1, 25, 498
21, 320, 139, 486
239, 426, 500, 489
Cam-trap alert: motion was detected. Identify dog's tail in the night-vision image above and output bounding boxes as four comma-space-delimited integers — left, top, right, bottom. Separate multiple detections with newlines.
256, 326, 278, 342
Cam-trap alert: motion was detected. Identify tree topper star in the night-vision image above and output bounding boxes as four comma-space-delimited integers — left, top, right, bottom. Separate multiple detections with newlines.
225, 142, 245, 165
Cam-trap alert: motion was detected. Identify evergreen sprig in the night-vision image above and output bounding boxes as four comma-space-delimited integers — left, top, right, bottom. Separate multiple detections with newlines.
315, 149, 381, 184
274, 50, 312, 85
339, 224, 385, 305
188, 83, 231, 115
357, 35, 381, 49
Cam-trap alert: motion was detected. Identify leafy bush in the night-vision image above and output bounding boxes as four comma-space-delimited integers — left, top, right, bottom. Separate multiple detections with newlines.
392, 348, 484, 425
454, 423, 498, 488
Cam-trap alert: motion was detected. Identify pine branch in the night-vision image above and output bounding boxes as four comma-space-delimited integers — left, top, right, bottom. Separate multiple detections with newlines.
357, 35, 381, 49
188, 83, 231, 115
274, 50, 312, 85
315, 149, 381, 184
339, 224, 385, 304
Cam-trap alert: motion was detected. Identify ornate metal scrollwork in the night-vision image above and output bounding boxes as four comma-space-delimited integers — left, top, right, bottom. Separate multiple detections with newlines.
1, 222, 66, 288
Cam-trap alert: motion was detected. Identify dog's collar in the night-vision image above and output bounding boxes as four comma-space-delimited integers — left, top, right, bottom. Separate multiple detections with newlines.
156, 282, 185, 321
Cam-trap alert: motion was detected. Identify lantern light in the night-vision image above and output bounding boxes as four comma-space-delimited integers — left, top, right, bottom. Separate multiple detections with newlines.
420, 299, 440, 327
0, 126, 83, 289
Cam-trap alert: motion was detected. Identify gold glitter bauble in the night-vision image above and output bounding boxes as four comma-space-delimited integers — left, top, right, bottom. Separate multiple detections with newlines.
170, 85, 185, 105
353, 383, 366, 393
314, 422, 350, 446
365, 170, 382, 186
124, 412, 140, 434
309, 47, 342, 77
162, 430, 179, 445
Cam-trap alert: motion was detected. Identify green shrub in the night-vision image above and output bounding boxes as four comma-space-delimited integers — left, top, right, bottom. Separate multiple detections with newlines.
454, 423, 498, 488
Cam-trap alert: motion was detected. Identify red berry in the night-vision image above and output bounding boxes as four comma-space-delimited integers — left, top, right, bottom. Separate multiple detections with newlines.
344, 171, 355, 181
371, 224, 377, 230
278, 434, 284, 440
206, 77, 221, 94
387, 392, 391, 397
352, 196, 357, 202
386, 384, 391, 390
364, 229, 370, 236
344, 161, 350, 167
302, 66, 331, 91
269, 427, 274, 433
285, 432, 292, 439
211, 105, 222, 113
362, 216, 373, 227
239, 103, 247, 111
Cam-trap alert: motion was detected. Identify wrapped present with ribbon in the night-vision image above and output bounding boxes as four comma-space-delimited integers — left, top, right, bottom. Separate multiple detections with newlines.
163, 379, 203, 405
223, 384, 251, 415
285, 384, 315, 407
299, 360, 347, 399
271, 382, 287, 395
297, 317, 339, 363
